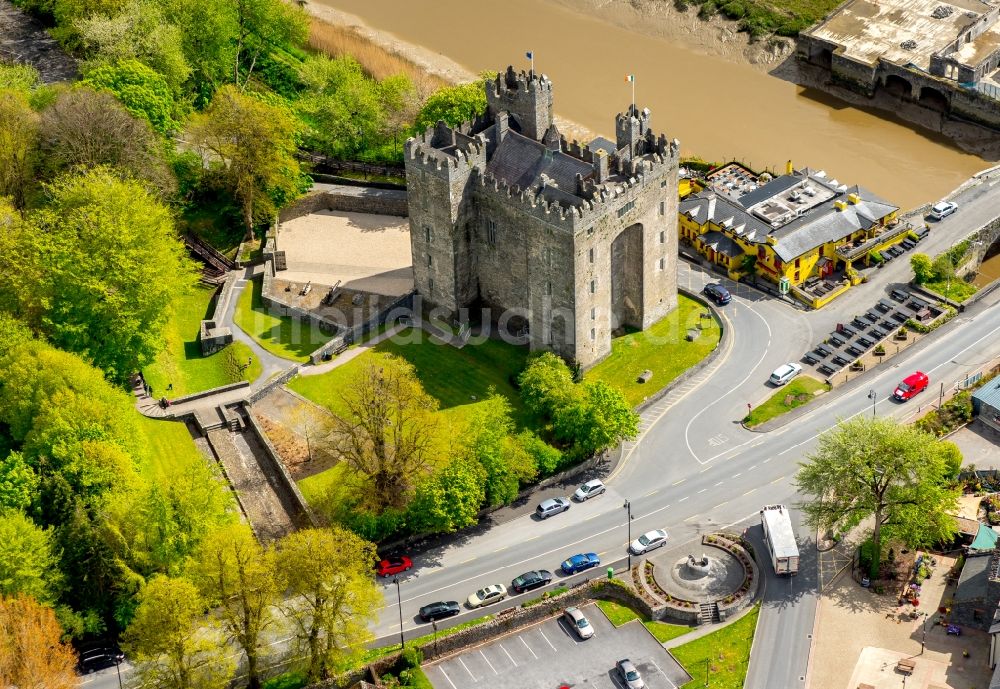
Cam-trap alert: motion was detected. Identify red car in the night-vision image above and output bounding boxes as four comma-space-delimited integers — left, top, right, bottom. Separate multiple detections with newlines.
893, 371, 929, 401
376, 556, 413, 577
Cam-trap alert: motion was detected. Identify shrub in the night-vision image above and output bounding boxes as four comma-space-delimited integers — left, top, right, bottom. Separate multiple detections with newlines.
401, 646, 424, 669
722, 1, 746, 18
698, 1, 718, 19
911, 253, 933, 284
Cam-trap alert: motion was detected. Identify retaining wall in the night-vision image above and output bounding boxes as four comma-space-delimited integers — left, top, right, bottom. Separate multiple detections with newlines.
199, 274, 238, 354
279, 188, 408, 222
242, 406, 315, 528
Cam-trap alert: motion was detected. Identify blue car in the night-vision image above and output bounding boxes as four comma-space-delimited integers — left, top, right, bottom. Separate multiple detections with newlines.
561, 552, 601, 575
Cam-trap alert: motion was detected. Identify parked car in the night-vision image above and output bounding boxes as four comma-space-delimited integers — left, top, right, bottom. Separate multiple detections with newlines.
511, 569, 553, 593
467, 584, 507, 608
418, 600, 461, 622
573, 479, 606, 502
629, 529, 668, 555
561, 552, 601, 575
769, 362, 803, 387
536, 497, 571, 519
77, 644, 125, 674
704, 282, 732, 305
563, 606, 594, 640
893, 371, 929, 401
376, 555, 413, 577
929, 201, 958, 220
616, 659, 645, 689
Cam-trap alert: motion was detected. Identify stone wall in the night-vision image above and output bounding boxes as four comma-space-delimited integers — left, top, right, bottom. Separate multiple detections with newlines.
260, 260, 343, 334
279, 189, 408, 222
199, 274, 237, 354
242, 405, 315, 528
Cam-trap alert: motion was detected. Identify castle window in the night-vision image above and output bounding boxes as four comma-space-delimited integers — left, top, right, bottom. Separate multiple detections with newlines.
427, 254, 433, 267
487, 219, 497, 246
757, 246, 766, 260
590, 328, 595, 341
546, 281, 552, 296
544, 247, 552, 266
591, 307, 595, 320
425, 226, 433, 242
794, 270, 800, 282
587, 227, 594, 236
590, 279, 596, 294
658, 257, 665, 270
659, 231, 665, 244
588, 247, 594, 264
616, 200, 636, 218
428, 278, 434, 292
660, 202, 665, 216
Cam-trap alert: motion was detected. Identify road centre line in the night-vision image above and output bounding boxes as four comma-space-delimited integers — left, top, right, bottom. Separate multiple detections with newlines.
673, 479, 686, 486
743, 488, 757, 496
520, 636, 538, 660
479, 650, 497, 675
679, 496, 689, 502
697, 488, 707, 493
714, 481, 723, 487
458, 657, 477, 681
683, 514, 699, 522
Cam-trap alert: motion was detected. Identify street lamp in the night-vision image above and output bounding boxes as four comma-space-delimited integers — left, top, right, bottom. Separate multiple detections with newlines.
623, 499, 633, 569
704, 657, 710, 687
921, 612, 929, 654
393, 576, 405, 649
114, 657, 123, 689
867, 389, 877, 418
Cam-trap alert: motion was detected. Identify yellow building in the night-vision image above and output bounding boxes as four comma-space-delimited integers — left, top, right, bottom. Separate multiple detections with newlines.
678, 163, 902, 306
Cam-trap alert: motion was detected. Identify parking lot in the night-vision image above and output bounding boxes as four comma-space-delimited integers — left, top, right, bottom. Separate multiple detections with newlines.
423, 603, 690, 689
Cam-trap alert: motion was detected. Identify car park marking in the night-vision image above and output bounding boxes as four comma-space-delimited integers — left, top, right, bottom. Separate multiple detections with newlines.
538, 629, 557, 652
651, 659, 676, 689
500, 643, 518, 667
519, 636, 538, 660
479, 649, 497, 675
437, 666, 458, 689
458, 657, 477, 681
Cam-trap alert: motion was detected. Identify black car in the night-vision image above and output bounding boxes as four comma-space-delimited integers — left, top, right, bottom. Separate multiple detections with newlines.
704, 282, 731, 305
419, 600, 461, 622
511, 569, 553, 594
77, 645, 125, 674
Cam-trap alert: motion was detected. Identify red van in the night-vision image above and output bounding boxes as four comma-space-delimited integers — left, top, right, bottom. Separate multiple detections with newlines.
893, 371, 929, 401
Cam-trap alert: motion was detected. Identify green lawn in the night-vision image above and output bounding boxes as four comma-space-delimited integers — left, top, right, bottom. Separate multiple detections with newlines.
744, 376, 830, 427
673, 604, 759, 689
922, 278, 979, 303
137, 415, 207, 480
233, 276, 334, 362
596, 600, 691, 644
143, 285, 263, 397
587, 295, 722, 408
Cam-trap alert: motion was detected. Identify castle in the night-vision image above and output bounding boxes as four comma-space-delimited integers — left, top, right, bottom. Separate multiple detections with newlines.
404, 66, 681, 368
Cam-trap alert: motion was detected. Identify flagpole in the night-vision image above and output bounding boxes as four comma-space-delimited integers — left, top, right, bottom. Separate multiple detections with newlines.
531, 53, 534, 75
631, 76, 635, 112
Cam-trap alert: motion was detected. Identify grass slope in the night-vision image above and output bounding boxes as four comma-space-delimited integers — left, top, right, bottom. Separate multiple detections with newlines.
143, 285, 262, 396
587, 295, 722, 408
596, 600, 691, 644
233, 277, 333, 363
673, 603, 759, 689
744, 376, 829, 427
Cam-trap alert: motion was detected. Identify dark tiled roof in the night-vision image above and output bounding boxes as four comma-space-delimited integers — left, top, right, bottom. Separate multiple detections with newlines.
588, 136, 618, 155
679, 192, 772, 243
700, 231, 743, 258
974, 379, 1000, 410
736, 174, 802, 208
485, 130, 592, 200
955, 553, 992, 603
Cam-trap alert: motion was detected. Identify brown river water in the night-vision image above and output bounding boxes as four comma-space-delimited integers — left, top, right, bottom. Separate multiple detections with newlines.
317, 0, 994, 210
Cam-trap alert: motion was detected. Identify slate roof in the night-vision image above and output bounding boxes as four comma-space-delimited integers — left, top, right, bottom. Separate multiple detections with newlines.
974, 379, 1000, 411
736, 174, 802, 208
700, 231, 743, 258
588, 136, 618, 156
679, 192, 772, 243
485, 130, 593, 204
955, 553, 992, 603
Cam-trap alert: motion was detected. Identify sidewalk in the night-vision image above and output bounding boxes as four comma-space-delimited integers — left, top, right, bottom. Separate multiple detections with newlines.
297, 322, 406, 376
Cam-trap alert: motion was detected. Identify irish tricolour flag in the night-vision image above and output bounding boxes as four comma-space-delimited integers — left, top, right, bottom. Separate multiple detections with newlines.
625, 74, 634, 83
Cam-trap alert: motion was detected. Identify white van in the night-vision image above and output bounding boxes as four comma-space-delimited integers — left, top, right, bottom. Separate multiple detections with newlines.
769, 363, 802, 386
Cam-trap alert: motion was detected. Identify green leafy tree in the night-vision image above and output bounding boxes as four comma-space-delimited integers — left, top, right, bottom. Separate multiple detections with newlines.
412, 74, 491, 132
0, 511, 61, 603
518, 352, 577, 420
161, 0, 237, 103
910, 253, 933, 284
192, 524, 279, 689
190, 85, 302, 239
408, 457, 486, 534
554, 381, 639, 458
0, 452, 39, 512
275, 528, 381, 681
0, 90, 40, 210
82, 59, 178, 134
332, 356, 438, 512
231, 0, 307, 89
124, 575, 234, 689
931, 253, 955, 282
795, 417, 959, 566
464, 393, 537, 506
0, 167, 197, 380
516, 430, 563, 475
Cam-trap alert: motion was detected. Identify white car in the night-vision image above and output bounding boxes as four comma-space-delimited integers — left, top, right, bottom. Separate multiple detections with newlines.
769, 362, 802, 386
467, 583, 507, 608
574, 479, 606, 502
629, 529, 668, 555
563, 606, 594, 639
929, 201, 958, 220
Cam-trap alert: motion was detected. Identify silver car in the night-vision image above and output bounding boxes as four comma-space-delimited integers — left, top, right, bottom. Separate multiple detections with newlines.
574, 479, 606, 502
616, 659, 645, 689
629, 529, 668, 555
536, 497, 571, 519
563, 606, 594, 640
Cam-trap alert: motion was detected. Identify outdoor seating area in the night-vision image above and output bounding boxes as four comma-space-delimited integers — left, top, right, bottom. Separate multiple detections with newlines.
801, 288, 946, 381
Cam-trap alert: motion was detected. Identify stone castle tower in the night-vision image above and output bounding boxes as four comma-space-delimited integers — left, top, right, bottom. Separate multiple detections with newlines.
404, 66, 680, 368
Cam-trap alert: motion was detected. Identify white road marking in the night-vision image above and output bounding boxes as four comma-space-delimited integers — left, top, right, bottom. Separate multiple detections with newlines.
714, 481, 723, 487
479, 649, 497, 675
673, 479, 686, 486
438, 666, 458, 689
679, 496, 689, 502
651, 659, 675, 689
743, 488, 757, 497
519, 636, 538, 660
697, 488, 707, 494
458, 657, 477, 682
539, 629, 557, 652
500, 643, 517, 667
733, 472, 742, 478
684, 514, 699, 522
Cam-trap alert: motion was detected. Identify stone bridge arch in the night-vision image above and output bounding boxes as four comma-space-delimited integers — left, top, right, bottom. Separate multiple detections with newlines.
918, 86, 950, 112
883, 74, 913, 99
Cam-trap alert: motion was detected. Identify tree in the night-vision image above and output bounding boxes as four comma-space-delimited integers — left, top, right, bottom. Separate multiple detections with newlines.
124, 576, 234, 689
38, 88, 174, 192
231, 0, 307, 88
518, 352, 577, 420
0, 594, 79, 689
0, 90, 40, 210
795, 417, 959, 566
516, 430, 563, 476
0, 511, 60, 604
162, 0, 238, 104
910, 253, 933, 284
408, 457, 486, 534
464, 393, 536, 506
412, 75, 491, 133
931, 253, 955, 282
275, 528, 381, 681
190, 85, 302, 239
0, 452, 39, 512
0, 167, 197, 380
192, 524, 279, 689
82, 59, 178, 134
332, 356, 438, 512
553, 381, 639, 458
